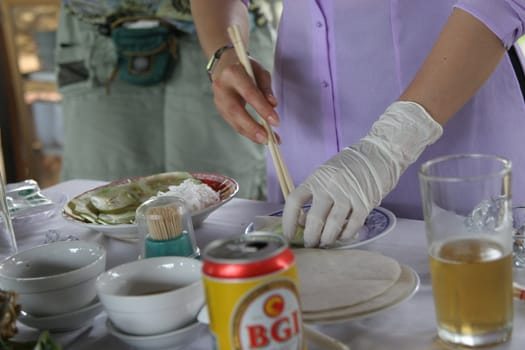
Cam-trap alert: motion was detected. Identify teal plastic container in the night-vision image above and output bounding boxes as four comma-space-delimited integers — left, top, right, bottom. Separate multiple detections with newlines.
136, 196, 200, 259
145, 231, 199, 258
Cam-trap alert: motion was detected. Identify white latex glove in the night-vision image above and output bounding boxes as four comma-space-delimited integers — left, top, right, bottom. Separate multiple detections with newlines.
282, 101, 443, 247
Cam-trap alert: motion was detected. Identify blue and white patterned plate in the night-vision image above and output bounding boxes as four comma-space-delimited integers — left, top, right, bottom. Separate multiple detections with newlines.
245, 206, 396, 250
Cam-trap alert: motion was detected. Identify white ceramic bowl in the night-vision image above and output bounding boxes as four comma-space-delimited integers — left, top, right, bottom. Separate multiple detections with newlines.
96, 256, 204, 336
0, 240, 106, 316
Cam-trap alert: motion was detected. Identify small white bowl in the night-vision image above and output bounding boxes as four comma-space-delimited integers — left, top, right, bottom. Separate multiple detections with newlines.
96, 256, 204, 336
0, 240, 106, 316
107, 319, 206, 350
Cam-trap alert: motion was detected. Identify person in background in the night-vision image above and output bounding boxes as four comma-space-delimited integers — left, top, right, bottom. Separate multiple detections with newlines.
191, 0, 525, 246
56, 0, 275, 200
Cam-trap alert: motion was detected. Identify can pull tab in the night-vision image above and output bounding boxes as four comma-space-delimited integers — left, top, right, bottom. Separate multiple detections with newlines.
243, 241, 268, 252
226, 241, 269, 254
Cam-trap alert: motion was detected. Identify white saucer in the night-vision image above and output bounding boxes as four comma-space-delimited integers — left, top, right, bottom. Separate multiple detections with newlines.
18, 298, 103, 332
106, 319, 206, 350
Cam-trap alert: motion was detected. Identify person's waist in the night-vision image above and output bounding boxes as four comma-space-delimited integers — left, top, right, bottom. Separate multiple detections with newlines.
65, 2, 269, 37
96, 16, 194, 38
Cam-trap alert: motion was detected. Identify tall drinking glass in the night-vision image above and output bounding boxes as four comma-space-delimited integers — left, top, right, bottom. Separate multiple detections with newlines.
0, 172, 17, 260
419, 154, 513, 347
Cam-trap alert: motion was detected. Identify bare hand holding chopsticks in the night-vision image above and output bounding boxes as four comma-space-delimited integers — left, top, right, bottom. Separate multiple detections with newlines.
227, 25, 295, 198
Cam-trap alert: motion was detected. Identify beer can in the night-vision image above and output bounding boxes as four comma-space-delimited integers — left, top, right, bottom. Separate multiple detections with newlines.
202, 232, 305, 350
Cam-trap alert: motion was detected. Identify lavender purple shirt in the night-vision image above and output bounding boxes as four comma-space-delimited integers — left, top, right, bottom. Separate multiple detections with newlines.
245, 1, 525, 219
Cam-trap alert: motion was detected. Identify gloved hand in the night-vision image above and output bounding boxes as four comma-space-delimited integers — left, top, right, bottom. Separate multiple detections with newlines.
282, 101, 443, 247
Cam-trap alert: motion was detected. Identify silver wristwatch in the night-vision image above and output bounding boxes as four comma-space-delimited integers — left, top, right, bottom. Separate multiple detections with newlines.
206, 44, 234, 81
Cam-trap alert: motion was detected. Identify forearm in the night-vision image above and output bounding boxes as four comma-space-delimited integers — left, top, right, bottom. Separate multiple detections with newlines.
191, 0, 250, 59
400, 7, 507, 125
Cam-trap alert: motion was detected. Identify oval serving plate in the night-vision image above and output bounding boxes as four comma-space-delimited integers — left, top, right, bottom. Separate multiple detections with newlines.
62, 172, 239, 240
245, 206, 396, 249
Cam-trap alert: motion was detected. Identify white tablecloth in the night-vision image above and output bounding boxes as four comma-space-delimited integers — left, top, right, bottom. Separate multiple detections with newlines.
10, 179, 525, 349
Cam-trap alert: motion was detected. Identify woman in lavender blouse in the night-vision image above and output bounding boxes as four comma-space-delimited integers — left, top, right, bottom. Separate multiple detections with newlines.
191, 0, 525, 247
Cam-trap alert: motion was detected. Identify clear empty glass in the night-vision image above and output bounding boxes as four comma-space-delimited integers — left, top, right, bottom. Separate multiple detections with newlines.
419, 154, 513, 347
0, 173, 17, 260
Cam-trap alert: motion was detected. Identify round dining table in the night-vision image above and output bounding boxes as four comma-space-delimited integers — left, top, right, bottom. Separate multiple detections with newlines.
9, 179, 525, 350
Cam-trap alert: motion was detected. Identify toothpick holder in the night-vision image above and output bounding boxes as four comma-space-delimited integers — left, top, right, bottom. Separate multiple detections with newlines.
135, 196, 200, 259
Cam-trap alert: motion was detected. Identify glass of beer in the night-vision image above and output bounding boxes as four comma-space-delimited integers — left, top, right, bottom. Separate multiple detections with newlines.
419, 154, 513, 347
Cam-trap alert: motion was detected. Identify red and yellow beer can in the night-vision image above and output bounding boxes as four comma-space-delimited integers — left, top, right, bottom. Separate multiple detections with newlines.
202, 232, 305, 350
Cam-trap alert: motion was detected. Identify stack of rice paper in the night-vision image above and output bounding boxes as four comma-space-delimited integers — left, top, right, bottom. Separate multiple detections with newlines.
293, 249, 419, 323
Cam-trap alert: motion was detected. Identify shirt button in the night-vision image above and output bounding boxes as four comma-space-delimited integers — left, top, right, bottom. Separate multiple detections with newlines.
316, 21, 323, 28
321, 81, 329, 88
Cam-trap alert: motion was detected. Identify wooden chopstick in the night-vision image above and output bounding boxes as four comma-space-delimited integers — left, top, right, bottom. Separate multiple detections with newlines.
227, 25, 295, 198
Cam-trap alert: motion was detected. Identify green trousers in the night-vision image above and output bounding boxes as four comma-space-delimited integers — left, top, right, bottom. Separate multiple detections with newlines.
55, 9, 274, 200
